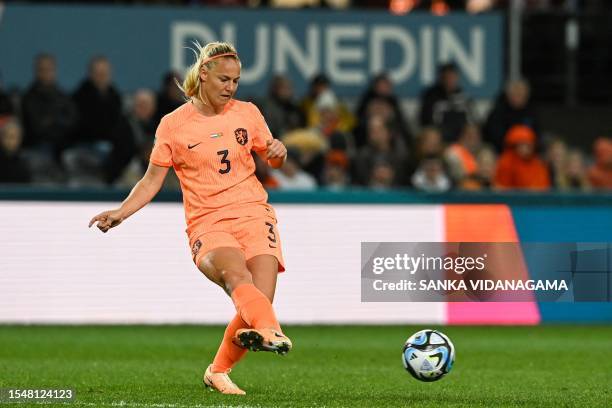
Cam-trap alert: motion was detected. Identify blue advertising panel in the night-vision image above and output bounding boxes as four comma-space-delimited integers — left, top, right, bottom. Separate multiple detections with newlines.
0, 5, 502, 98
512, 207, 612, 322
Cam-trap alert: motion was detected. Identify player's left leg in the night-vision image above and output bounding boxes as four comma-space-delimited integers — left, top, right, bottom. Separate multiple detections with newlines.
210, 254, 279, 375
248, 254, 279, 302
233, 251, 291, 354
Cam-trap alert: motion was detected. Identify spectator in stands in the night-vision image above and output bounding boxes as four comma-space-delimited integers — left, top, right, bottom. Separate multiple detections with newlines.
258, 75, 304, 137
70, 56, 135, 184
412, 126, 444, 170
545, 137, 568, 189
155, 71, 185, 124
565, 149, 590, 190
21, 53, 77, 161
494, 125, 550, 190
300, 73, 329, 125
73, 56, 122, 143
272, 148, 317, 190
419, 62, 476, 142
484, 79, 539, 152
313, 89, 355, 155
369, 159, 396, 190
280, 89, 355, 184
0, 120, 31, 184
360, 96, 409, 147
455, 146, 497, 190
411, 155, 451, 192
352, 114, 406, 186
281, 127, 327, 182
587, 137, 612, 189
116, 89, 159, 187
355, 73, 412, 146
300, 73, 355, 133
472, 147, 497, 190
444, 123, 483, 185
322, 150, 350, 190
129, 89, 158, 149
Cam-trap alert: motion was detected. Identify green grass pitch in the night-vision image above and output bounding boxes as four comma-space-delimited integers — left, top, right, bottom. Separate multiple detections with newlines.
0, 325, 610, 407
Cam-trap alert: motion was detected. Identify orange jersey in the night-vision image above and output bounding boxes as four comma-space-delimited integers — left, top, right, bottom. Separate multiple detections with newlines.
150, 99, 273, 238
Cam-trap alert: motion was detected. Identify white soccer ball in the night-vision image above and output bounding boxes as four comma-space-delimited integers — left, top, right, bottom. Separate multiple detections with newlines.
402, 329, 455, 382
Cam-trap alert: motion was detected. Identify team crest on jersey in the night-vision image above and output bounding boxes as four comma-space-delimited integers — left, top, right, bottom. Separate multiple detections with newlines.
234, 128, 248, 145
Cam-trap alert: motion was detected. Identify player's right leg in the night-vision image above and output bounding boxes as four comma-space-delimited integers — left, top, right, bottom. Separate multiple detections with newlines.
210, 313, 248, 375
203, 364, 245, 395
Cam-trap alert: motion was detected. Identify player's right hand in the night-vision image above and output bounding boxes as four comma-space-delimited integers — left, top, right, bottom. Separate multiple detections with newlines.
88, 209, 124, 233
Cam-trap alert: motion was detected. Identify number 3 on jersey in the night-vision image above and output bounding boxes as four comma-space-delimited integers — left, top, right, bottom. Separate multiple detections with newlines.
217, 150, 231, 174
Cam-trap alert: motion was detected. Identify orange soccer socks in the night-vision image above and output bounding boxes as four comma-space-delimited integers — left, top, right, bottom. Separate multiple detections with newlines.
211, 313, 249, 373
230, 283, 280, 331
211, 284, 282, 373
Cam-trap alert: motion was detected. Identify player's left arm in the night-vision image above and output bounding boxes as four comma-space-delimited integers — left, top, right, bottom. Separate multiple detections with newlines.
258, 139, 287, 169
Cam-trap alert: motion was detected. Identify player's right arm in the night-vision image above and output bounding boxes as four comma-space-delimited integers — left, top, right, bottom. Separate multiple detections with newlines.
88, 163, 169, 233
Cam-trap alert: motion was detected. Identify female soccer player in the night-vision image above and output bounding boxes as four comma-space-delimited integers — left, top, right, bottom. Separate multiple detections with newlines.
88, 42, 291, 395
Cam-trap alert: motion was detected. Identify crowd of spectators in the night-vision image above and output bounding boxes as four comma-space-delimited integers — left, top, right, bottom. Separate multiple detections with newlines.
0, 54, 611, 192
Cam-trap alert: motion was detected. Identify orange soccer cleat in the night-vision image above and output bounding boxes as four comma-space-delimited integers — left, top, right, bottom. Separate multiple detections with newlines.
203, 365, 246, 395
233, 328, 292, 355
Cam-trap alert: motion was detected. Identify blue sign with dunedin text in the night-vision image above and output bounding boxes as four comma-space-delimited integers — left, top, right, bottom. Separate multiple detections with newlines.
0, 5, 502, 98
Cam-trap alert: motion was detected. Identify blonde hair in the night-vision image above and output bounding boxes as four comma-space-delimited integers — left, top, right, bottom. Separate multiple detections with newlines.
178, 41, 240, 99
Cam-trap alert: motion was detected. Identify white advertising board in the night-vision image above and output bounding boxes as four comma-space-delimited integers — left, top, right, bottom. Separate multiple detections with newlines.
0, 202, 445, 324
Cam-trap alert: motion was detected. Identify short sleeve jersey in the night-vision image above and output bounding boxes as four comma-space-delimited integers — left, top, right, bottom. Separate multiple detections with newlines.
150, 99, 273, 236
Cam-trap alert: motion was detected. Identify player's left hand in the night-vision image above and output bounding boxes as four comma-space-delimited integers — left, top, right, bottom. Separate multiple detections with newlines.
266, 139, 287, 161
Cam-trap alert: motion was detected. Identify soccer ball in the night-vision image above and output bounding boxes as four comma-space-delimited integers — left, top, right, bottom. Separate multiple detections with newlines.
402, 329, 455, 382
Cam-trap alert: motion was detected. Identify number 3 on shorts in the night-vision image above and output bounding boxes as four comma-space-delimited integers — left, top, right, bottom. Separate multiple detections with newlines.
265, 221, 277, 245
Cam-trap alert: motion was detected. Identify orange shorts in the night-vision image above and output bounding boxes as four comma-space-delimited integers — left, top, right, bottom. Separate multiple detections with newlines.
188, 204, 285, 272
